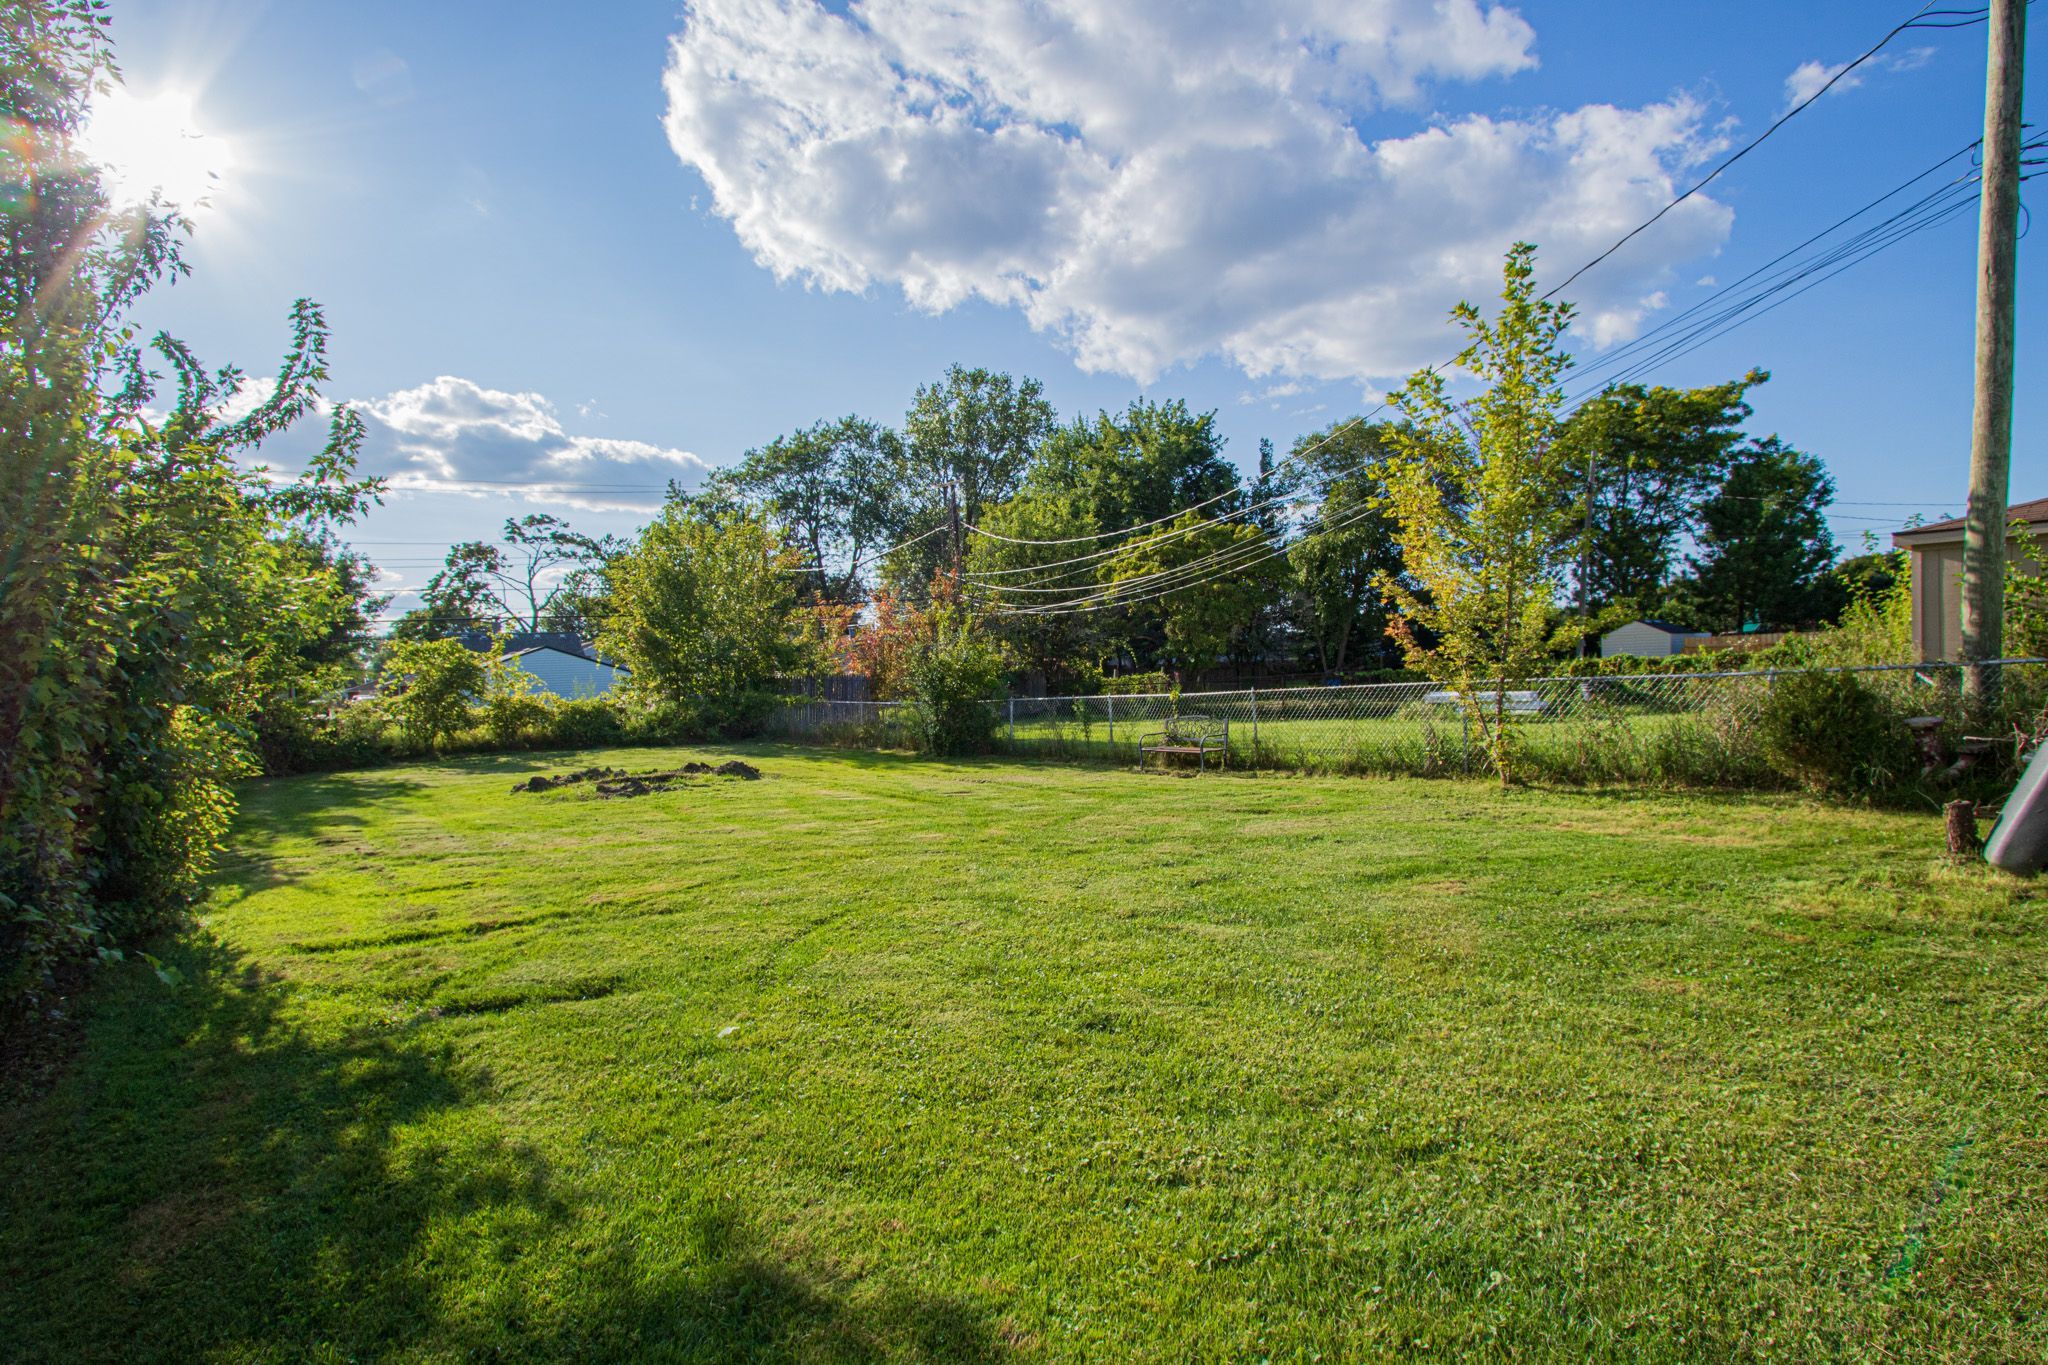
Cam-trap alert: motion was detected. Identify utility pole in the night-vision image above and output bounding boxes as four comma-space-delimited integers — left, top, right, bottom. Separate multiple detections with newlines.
1961, 0, 2027, 703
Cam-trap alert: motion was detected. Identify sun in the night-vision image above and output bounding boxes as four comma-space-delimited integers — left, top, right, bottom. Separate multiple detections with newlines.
78, 88, 235, 214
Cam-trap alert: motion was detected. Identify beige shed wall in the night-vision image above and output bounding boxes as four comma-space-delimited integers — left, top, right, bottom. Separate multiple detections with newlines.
1907, 531, 2045, 661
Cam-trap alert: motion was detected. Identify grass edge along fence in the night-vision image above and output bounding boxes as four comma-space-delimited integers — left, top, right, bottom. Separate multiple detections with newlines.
762, 660, 2048, 789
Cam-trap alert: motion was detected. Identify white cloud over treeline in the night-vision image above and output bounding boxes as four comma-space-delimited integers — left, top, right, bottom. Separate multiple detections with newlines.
662, 0, 1736, 384
225, 375, 707, 512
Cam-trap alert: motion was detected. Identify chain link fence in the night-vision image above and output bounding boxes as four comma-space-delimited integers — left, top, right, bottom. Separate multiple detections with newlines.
764, 660, 2047, 784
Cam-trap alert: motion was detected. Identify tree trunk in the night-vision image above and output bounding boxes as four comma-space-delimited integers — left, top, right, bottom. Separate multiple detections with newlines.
1945, 800, 1980, 858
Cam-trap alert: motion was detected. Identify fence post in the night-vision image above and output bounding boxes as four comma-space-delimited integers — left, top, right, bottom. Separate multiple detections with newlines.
1007, 697, 1015, 743
1107, 692, 1115, 754
1249, 686, 1258, 770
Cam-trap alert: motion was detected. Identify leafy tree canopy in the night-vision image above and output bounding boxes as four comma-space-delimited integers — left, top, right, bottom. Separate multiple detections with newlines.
1555, 371, 1766, 613
727, 415, 907, 604
1022, 398, 1239, 539
1678, 437, 1839, 633
599, 500, 804, 701
1104, 512, 1281, 674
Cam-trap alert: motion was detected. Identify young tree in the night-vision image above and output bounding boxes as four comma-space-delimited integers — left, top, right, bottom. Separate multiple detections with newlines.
599, 502, 803, 702
380, 638, 489, 750
1679, 438, 1838, 632
903, 606, 1009, 756
839, 588, 923, 700
1376, 243, 1583, 782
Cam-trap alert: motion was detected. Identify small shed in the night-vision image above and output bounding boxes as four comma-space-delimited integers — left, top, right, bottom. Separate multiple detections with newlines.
1601, 619, 1710, 659
1891, 496, 2047, 661
502, 645, 627, 699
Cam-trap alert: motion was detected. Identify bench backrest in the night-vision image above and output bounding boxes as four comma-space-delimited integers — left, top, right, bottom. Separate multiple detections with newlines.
1165, 714, 1224, 741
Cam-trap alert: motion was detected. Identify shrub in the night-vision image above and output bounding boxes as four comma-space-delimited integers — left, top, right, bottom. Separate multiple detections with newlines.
382, 639, 487, 751
1553, 644, 1816, 678
253, 702, 390, 775
1756, 668, 1912, 795
1102, 671, 1173, 695
93, 707, 253, 940
905, 622, 1007, 756
697, 689, 778, 739
484, 689, 556, 748
617, 696, 709, 745
616, 690, 774, 745
543, 697, 626, 749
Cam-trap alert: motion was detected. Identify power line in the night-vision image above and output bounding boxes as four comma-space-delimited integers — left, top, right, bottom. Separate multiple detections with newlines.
971, 498, 1386, 617
964, 1, 1971, 563
348, 4, 1993, 616
1095, 123, 2026, 613
1562, 137, 1994, 396
1542, 0, 1955, 302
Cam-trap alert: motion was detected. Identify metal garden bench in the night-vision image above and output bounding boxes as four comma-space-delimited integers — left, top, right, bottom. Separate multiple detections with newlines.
1137, 714, 1229, 772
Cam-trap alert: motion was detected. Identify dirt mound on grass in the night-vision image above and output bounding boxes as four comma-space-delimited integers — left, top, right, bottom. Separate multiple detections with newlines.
511, 767, 622, 793
512, 761, 760, 799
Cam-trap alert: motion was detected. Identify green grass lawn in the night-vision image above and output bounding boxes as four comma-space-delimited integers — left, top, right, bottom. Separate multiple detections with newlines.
1000, 707, 1728, 778
4, 745, 2046, 1361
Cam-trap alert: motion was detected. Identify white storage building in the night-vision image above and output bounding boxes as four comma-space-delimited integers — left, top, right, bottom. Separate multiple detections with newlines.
1600, 620, 1710, 659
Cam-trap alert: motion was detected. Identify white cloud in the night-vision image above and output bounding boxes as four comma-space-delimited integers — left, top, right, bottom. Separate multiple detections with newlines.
1782, 47, 1934, 112
1783, 59, 1861, 108
211, 374, 278, 424
662, 0, 1733, 385
356, 376, 708, 511
1238, 379, 1311, 406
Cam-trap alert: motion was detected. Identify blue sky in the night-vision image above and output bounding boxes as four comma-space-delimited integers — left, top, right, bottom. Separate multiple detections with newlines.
107, 1, 2042, 616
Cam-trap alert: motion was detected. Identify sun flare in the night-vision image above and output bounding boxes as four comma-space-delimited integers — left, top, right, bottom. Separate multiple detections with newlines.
78, 88, 234, 213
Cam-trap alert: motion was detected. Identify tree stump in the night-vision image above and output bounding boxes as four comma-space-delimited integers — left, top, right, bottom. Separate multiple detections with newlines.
1944, 800, 1980, 859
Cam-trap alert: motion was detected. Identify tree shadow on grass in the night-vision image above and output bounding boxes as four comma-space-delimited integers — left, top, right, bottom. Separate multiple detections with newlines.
0, 933, 1014, 1363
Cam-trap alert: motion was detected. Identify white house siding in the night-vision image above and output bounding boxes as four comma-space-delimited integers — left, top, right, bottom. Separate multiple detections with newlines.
505, 648, 623, 698
1601, 621, 1707, 658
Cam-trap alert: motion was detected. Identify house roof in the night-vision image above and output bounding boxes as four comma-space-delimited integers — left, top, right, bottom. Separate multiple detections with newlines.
461, 630, 592, 659
1893, 496, 2048, 544
502, 644, 628, 672
1608, 619, 1706, 636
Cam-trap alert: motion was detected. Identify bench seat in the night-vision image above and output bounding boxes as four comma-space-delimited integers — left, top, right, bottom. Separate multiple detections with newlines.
1137, 715, 1229, 772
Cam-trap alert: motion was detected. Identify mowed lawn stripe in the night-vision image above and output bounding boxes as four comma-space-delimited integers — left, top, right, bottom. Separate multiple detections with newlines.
3, 744, 2044, 1362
